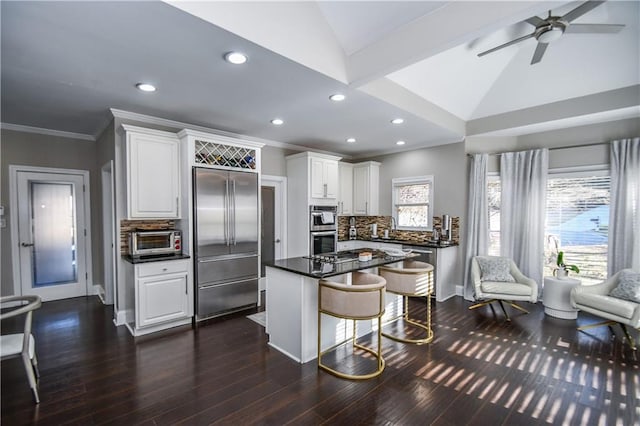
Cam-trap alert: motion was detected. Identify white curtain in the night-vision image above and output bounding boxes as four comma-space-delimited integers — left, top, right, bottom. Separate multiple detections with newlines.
608, 138, 640, 274
500, 149, 548, 289
464, 154, 489, 301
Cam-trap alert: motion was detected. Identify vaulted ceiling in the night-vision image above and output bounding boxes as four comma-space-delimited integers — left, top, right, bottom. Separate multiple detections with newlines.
2, 1, 638, 157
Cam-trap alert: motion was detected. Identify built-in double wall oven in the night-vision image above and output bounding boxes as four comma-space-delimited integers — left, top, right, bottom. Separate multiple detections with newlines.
309, 205, 337, 255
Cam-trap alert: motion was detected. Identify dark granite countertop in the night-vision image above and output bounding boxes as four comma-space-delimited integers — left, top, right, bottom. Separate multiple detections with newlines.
122, 253, 191, 264
339, 237, 458, 249
265, 248, 416, 279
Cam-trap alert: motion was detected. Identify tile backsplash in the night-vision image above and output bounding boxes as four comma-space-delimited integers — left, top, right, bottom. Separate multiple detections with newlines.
338, 215, 459, 244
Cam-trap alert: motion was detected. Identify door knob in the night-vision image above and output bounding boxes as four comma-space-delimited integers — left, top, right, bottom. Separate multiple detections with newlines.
275, 239, 281, 243
21, 242, 34, 247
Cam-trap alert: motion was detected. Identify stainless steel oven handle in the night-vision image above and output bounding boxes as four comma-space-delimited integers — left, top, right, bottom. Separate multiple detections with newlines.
311, 231, 337, 236
410, 249, 433, 254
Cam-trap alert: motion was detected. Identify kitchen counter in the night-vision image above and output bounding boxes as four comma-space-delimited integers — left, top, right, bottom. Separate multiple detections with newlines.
265, 248, 414, 279
339, 237, 458, 249
265, 248, 411, 364
122, 253, 191, 264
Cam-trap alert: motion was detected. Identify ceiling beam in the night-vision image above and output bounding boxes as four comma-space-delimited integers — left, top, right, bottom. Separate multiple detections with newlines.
466, 85, 640, 136
359, 78, 466, 137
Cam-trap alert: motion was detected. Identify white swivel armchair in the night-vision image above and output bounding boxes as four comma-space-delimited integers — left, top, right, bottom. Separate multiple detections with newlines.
469, 256, 538, 321
570, 270, 640, 350
1, 295, 42, 403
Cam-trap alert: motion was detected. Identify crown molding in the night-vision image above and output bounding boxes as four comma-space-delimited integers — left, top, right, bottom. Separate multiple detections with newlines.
0, 122, 95, 141
109, 108, 340, 155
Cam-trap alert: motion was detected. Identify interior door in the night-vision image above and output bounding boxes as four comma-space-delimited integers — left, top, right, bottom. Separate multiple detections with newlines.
261, 186, 275, 277
16, 171, 88, 301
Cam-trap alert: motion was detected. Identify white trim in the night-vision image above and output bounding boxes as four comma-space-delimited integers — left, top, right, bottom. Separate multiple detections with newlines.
9, 165, 93, 298
101, 161, 116, 307
1, 122, 95, 141
121, 124, 181, 140
178, 128, 264, 149
548, 164, 610, 176
261, 175, 288, 261
110, 108, 338, 155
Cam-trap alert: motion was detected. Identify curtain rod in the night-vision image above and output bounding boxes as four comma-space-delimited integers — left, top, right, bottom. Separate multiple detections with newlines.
466, 140, 610, 157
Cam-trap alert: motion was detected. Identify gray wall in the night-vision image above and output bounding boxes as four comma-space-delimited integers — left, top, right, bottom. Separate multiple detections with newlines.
0, 129, 100, 296
262, 145, 297, 176
366, 141, 468, 287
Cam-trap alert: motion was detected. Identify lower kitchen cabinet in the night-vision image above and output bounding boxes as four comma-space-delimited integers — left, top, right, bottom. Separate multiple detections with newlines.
124, 258, 193, 336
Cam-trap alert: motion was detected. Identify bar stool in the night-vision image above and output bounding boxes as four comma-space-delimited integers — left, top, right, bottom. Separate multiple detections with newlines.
317, 272, 386, 380
379, 260, 434, 344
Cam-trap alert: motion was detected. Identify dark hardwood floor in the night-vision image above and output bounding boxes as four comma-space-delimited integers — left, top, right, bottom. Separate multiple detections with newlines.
2, 295, 638, 425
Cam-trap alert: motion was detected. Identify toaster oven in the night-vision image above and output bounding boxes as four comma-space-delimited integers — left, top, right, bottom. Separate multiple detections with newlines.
129, 230, 182, 257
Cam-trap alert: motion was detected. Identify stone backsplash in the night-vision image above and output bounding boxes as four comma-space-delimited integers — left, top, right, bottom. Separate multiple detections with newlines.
120, 219, 176, 254
338, 215, 459, 244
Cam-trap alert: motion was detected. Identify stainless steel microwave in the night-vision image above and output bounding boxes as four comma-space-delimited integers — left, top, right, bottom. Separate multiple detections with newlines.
129, 230, 182, 257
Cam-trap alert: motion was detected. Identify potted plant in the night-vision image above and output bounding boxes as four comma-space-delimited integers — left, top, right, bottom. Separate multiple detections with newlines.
555, 251, 579, 279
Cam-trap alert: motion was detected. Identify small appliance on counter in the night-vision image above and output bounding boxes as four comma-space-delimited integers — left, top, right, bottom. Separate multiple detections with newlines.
128, 230, 182, 258
440, 214, 454, 244
371, 223, 378, 238
349, 216, 357, 240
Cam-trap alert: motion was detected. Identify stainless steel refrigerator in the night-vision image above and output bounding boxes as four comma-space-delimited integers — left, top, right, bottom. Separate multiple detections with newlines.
193, 167, 259, 320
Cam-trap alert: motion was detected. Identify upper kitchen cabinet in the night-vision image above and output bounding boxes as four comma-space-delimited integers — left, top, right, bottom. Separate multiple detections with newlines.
338, 162, 353, 215
287, 152, 341, 205
123, 125, 181, 219
310, 156, 338, 199
353, 161, 380, 215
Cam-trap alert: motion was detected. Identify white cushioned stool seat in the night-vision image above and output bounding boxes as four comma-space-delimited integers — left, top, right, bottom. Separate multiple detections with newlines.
318, 272, 386, 380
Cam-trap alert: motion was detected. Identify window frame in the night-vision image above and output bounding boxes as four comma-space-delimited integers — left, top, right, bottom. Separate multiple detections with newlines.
391, 175, 434, 231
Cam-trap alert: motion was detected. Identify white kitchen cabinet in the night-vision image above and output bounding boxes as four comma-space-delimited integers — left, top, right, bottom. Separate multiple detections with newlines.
310, 157, 338, 199
353, 161, 380, 215
338, 162, 354, 215
124, 258, 193, 336
123, 125, 181, 219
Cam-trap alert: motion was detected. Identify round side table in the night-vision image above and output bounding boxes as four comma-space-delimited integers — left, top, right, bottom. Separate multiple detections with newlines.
543, 276, 581, 319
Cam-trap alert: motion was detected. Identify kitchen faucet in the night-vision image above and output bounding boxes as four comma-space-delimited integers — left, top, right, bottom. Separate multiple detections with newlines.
390, 216, 397, 231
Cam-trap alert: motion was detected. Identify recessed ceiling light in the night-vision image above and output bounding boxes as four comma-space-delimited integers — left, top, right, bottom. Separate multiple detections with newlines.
271, 118, 284, 126
396, 140, 406, 146
391, 118, 404, 125
136, 83, 156, 92
346, 138, 356, 143
329, 94, 346, 102
224, 51, 248, 65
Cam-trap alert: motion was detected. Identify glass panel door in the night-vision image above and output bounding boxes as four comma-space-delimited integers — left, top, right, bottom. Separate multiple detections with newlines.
17, 170, 87, 301
30, 182, 77, 286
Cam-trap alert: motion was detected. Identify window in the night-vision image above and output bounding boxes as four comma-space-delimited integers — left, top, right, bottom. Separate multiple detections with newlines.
487, 168, 610, 284
487, 175, 501, 256
544, 171, 610, 285
392, 176, 434, 230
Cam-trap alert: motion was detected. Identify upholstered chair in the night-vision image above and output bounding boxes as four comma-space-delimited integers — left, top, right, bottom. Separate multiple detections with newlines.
469, 256, 538, 321
318, 272, 386, 380
570, 270, 640, 349
378, 260, 434, 344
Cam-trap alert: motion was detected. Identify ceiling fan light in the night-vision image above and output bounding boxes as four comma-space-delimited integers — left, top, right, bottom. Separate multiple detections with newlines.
537, 26, 564, 43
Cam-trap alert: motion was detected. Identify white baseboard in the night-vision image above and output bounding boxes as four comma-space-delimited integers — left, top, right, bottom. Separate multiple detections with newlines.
114, 309, 128, 326
455, 285, 464, 297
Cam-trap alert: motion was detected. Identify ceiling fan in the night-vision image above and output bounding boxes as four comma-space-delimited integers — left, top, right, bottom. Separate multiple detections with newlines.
477, 1, 625, 65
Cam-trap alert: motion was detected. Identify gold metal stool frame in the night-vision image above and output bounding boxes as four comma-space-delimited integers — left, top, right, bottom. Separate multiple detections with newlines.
577, 320, 638, 350
317, 275, 386, 380
379, 261, 434, 345
468, 299, 530, 321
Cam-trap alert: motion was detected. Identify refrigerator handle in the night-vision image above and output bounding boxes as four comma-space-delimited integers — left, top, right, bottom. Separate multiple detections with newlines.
232, 180, 237, 245
225, 179, 230, 246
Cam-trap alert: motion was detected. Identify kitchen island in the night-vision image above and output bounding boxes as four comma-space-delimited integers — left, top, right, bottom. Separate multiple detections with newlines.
264, 249, 411, 363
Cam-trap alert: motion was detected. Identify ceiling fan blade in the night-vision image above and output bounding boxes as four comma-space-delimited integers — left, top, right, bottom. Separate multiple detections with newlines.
477, 33, 535, 57
525, 16, 545, 27
531, 42, 548, 65
565, 23, 625, 33
562, 1, 605, 23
